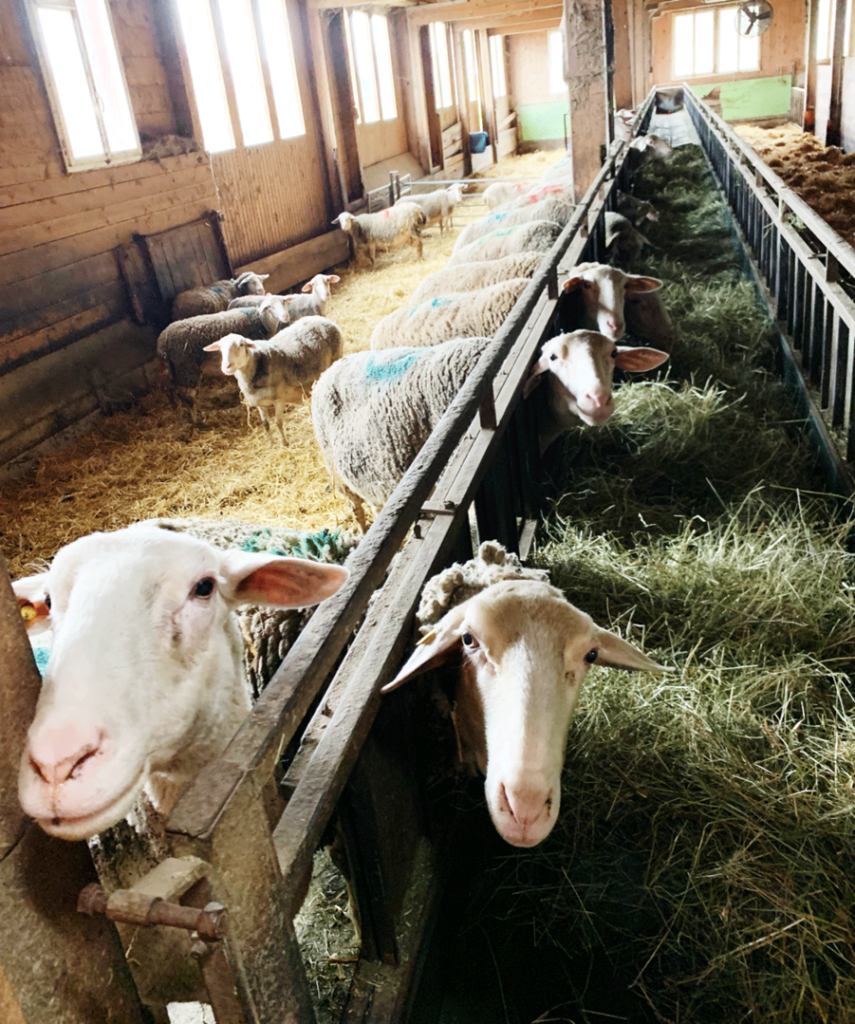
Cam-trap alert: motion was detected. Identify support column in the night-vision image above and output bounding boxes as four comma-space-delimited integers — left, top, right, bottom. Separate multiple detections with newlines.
804, 0, 820, 134
612, 0, 633, 111
563, 0, 611, 201
826, 0, 848, 146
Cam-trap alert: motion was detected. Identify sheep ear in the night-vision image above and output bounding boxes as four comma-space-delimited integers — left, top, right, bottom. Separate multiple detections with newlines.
593, 626, 670, 672
259, 274, 269, 281
523, 354, 552, 398
614, 346, 669, 372
221, 553, 349, 609
625, 275, 662, 293
300, 283, 313, 293
327, 275, 340, 284
203, 341, 224, 352
382, 605, 468, 693
12, 573, 53, 635
562, 277, 582, 293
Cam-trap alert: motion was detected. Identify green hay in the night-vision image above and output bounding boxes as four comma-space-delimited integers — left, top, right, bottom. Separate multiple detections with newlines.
455, 146, 855, 1023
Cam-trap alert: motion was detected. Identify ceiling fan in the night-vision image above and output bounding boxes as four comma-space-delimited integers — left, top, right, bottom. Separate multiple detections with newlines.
735, 0, 773, 37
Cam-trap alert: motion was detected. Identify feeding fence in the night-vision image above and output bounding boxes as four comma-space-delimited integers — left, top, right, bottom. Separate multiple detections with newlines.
0, 95, 657, 1024
684, 84, 855, 489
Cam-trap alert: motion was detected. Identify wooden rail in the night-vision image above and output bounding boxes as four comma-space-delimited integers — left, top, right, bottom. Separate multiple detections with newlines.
684, 85, 855, 486
0, 93, 656, 1023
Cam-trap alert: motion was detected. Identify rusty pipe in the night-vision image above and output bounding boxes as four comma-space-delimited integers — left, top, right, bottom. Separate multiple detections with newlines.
78, 883, 228, 942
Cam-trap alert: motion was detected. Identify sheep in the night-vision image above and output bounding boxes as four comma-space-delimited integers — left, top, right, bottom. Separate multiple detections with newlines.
615, 190, 659, 225
229, 273, 341, 321
553, 261, 665, 341
539, 152, 574, 184
394, 183, 465, 234
156, 296, 289, 423
203, 316, 343, 443
382, 541, 667, 847
523, 330, 669, 453
628, 133, 674, 174
605, 210, 650, 264
452, 196, 575, 252
171, 271, 269, 321
332, 203, 426, 266
504, 182, 574, 210
445, 219, 563, 268
614, 108, 636, 143
482, 180, 536, 209
410, 252, 543, 305
312, 336, 492, 531
13, 524, 349, 842
369, 278, 529, 352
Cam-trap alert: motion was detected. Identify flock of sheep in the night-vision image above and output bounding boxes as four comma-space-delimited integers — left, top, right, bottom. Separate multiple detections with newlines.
11, 135, 689, 1018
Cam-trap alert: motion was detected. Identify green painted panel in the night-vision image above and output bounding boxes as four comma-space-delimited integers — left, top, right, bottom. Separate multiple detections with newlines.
517, 101, 567, 142
719, 75, 792, 119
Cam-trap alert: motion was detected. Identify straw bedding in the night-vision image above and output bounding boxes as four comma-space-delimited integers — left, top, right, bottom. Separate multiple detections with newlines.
440, 146, 855, 1024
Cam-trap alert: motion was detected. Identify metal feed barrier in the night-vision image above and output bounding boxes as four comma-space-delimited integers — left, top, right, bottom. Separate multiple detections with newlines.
684, 85, 855, 490
0, 94, 656, 1024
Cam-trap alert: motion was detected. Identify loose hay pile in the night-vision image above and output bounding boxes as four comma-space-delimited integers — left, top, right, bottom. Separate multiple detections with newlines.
0, 149, 563, 580
442, 146, 855, 1024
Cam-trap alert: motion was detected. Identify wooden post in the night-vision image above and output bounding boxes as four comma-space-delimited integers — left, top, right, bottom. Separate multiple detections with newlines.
826, 0, 848, 146
611, 0, 633, 111
419, 25, 444, 170
563, 0, 611, 201
451, 28, 473, 177
476, 29, 498, 164
324, 10, 363, 206
804, 0, 820, 134
0, 557, 146, 1023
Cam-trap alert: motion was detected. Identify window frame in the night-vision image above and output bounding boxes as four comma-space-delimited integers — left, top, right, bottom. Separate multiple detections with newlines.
26, 0, 141, 173
672, 5, 761, 79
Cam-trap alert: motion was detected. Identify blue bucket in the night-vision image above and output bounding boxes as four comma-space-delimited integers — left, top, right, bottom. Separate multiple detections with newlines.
469, 131, 488, 154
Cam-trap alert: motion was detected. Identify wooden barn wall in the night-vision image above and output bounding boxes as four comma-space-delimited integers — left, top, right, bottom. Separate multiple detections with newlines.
0, 0, 218, 475
206, 1, 333, 267
508, 31, 567, 145
651, 0, 807, 88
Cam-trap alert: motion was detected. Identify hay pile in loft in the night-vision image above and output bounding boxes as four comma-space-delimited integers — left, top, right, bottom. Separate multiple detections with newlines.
0, 150, 561, 580
440, 146, 855, 1024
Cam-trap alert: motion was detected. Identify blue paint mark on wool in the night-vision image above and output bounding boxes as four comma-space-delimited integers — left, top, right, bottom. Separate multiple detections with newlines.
364, 351, 423, 383
32, 637, 50, 677
429, 297, 454, 309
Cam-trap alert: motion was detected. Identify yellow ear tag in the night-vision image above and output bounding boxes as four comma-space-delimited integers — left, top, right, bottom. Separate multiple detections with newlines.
20, 602, 37, 622
417, 629, 436, 646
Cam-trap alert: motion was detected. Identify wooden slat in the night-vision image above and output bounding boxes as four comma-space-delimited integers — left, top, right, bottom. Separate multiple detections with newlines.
236, 229, 351, 293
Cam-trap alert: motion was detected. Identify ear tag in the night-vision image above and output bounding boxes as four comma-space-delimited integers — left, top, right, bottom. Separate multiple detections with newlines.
20, 601, 37, 623
417, 629, 436, 646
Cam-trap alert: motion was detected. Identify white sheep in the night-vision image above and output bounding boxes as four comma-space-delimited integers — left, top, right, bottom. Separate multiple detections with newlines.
605, 211, 650, 264
203, 316, 343, 443
628, 134, 674, 174
13, 524, 349, 841
446, 219, 563, 268
504, 182, 574, 210
312, 336, 491, 531
171, 271, 269, 321
524, 330, 669, 452
539, 153, 574, 184
482, 180, 536, 209
156, 297, 290, 423
553, 262, 665, 341
383, 541, 667, 847
394, 183, 465, 234
332, 203, 426, 266
452, 196, 575, 252
370, 278, 529, 352
230, 273, 341, 321
410, 253, 542, 305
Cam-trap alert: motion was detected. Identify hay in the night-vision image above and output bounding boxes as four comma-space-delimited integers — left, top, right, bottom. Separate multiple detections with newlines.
0, 149, 566, 580
444, 146, 855, 1024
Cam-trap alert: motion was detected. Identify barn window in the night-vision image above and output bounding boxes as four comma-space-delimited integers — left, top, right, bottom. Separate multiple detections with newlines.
347, 12, 398, 124
175, 0, 306, 153
490, 34, 507, 99
26, 0, 140, 171
548, 30, 566, 95
461, 29, 483, 130
430, 22, 454, 109
673, 7, 760, 77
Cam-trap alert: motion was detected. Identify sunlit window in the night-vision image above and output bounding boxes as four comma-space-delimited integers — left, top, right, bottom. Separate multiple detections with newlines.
673, 7, 760, 77
176, 0, 305, 153
462, 29, 478, 101
27, 0, 140, 170
430, 22, 454, 109
347, 11, 397, 124
490, 34, 507, 99
548, 31, 566, 95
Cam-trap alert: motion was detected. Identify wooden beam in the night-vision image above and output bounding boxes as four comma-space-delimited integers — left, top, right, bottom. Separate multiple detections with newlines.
612, 0, 633, 110
826, 0, 848, 146
564, 0, 608, 202
483, 16, 563, 33
409, 1, 561, 25
804, 0, 820, 133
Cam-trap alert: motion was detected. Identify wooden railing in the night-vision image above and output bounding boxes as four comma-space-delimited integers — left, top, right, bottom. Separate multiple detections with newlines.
684, 85, 855, 489
0, 93, 656, 1024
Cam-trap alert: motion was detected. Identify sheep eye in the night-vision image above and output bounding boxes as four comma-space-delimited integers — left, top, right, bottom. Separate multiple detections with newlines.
585, 649, 598, 664
549, 353, 558, 361
44, 593, 52, 610
194, 577, 216, 599
461, 632, 479, 649
581, 280, 592, 289
611, 349, 619, 359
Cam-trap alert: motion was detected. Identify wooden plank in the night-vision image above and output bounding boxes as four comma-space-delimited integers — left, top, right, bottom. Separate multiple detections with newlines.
409, 0, 561, 24
236, 230, 351, 293
1, 278, 123, 345
0, 303, 121, 369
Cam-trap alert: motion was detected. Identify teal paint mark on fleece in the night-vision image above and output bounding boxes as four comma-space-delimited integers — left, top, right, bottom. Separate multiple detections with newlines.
365, 351, 423, 383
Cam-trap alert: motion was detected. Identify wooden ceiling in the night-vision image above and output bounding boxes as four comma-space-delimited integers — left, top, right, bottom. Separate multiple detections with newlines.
309, 0, 563, 34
